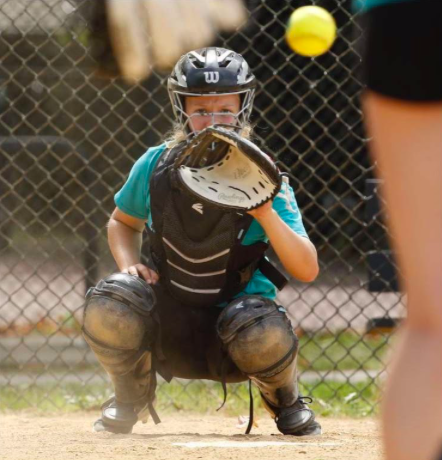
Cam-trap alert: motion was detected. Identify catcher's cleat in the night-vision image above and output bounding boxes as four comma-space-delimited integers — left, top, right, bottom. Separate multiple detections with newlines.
276, 397, 322, 436
291, 419, 322, 436
93, 418, 133, 434
263, 395, 322, 436
93, 397, 137, 434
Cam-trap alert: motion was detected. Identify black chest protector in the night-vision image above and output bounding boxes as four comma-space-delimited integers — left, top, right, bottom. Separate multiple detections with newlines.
148, 143, 287, 308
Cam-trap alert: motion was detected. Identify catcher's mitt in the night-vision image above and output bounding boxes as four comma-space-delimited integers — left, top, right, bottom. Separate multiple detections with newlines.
173, 127, 282, 211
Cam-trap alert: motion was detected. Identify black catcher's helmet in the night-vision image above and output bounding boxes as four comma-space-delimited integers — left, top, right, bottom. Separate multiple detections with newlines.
168, 47, 256, 131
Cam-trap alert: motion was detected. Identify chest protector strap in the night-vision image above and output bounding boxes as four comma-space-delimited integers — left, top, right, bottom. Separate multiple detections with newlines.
148, 143, 287, 307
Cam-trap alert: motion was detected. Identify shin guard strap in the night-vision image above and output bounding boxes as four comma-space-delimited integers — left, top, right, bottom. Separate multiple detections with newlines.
245, 379, 254, 435
249, 341, 298, 379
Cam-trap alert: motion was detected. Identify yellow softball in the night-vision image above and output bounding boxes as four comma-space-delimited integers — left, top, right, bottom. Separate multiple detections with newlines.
286, 6, 337, 57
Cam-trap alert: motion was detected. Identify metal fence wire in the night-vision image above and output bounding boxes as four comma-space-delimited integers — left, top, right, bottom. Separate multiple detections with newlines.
0, 0, 405, 414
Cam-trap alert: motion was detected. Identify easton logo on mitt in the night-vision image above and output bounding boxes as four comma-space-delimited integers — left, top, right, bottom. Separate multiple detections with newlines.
173, 127, 282, 211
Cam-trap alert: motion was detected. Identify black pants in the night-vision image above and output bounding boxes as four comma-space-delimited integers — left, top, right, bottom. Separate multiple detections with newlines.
360, 0, 442, 101
153, 284, 247, 383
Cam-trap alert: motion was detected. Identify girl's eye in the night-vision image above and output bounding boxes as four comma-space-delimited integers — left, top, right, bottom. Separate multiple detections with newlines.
221, 109, 233, 114
196, 109, 209, 116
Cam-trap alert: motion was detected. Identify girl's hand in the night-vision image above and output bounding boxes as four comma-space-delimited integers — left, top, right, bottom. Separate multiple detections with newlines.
247, 200, 274, 221
122, 264, 159, 284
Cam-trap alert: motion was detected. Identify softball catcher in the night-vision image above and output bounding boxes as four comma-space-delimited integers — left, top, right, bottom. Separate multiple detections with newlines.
83, 47, 321, 436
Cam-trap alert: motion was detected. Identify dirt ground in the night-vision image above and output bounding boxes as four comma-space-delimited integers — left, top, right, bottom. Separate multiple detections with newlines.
1, 412, 383, 460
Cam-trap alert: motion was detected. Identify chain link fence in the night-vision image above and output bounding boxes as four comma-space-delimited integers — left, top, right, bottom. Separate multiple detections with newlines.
0, 0, 404, 415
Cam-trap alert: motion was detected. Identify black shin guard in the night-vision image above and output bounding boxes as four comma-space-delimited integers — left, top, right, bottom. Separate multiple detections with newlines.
217, 296, 317, 435
217, 296, 299, 406
83, 273, 160, 430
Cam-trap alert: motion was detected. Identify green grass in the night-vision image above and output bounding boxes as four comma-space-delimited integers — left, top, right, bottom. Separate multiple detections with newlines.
1, 330, 392, 372
0, 379, 381, 418
0, 331, 388, 417
298, 331, 390, 372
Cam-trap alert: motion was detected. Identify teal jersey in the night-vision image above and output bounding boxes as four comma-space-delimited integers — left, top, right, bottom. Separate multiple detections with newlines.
354, 0, 417, 12
115, 143, 310, 301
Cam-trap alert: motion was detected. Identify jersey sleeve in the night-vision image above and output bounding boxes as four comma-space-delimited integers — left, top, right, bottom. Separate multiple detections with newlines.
272, 178, 309, 238
114, 145, 166, 220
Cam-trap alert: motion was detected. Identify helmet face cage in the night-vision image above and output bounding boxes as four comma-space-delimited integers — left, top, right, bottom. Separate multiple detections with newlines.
168, 48, 256, 134
169, 89, 255, 133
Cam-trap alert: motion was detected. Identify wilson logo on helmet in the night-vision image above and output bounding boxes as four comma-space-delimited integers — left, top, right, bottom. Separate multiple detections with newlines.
204, 71, 220, 84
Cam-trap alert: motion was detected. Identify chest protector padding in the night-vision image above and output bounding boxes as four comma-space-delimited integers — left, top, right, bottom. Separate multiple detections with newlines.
148, 143, 269, 308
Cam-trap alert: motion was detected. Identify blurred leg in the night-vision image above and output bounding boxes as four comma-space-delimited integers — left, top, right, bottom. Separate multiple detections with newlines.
363, 93, 442, 460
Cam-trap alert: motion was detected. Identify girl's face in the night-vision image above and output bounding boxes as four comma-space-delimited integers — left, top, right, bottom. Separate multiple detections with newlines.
185, 94, 241, 132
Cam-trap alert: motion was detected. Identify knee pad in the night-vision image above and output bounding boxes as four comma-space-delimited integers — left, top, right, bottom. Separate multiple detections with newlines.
216, 296, 298, 379
83, 273, 157, 351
